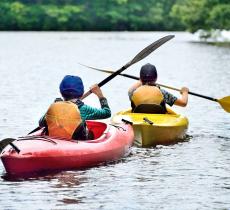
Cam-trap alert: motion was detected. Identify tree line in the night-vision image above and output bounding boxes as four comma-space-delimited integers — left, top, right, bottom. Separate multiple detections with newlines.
0, 0, 229, 32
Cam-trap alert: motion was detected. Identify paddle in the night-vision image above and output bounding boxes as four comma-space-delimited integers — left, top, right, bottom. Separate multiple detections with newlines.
27, 126, 41, 135
0, 126, 40, 153
0, 138, 20, 153
0, 35, 174, 152
81, 35, 174, 99
79, 63, 230, 113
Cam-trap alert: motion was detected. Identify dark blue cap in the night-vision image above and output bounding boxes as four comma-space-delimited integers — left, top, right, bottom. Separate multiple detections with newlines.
59, 75, 84, 99
140, 63, 157, 83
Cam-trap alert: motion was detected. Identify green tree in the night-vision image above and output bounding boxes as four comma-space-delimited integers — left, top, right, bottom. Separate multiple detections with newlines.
171, 0, 230, 32
208, 4, 230, 29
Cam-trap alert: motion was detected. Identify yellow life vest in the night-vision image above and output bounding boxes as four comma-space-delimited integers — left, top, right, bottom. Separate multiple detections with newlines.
45, 101, 82, 140
131, 85, 164, 106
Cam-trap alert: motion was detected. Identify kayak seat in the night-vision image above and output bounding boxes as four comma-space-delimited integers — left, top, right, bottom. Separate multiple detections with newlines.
86, 121, 107, 139
133, 104, 166, 114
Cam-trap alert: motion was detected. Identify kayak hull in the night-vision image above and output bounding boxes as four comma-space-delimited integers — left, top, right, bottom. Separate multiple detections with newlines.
112, 109, 188, 147
0, 121, 134, 175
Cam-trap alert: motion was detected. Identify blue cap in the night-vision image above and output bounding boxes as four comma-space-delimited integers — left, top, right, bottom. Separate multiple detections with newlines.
59, 75, 84, 99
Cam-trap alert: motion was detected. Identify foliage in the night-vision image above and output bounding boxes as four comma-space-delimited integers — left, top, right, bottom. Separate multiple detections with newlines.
0, 0, 229, 31
171, 0, 230, 32
208, 4, 230, 30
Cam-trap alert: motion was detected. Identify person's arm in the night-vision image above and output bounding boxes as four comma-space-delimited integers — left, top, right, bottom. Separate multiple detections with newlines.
80, 103, 111, 120
80, 84, 111, 120
128, 81, 142, 99
174, 87, 189, 107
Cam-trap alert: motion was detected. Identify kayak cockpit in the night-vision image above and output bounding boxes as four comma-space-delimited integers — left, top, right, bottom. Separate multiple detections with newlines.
27, 120, 108, 142
86, 121, 107, 140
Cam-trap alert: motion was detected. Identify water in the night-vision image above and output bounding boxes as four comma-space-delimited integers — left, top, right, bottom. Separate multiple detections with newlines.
0, 32, 230, 210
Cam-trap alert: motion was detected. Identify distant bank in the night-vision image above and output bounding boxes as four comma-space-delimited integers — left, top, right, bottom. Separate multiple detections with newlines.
0, 0, 229, 43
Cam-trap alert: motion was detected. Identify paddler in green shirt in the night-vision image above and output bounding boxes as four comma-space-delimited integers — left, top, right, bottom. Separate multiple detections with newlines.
39, 75, 111, 140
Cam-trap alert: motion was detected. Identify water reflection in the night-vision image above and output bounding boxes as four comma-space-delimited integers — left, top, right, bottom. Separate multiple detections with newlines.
53, 171, 87, 188
2, 170, 89, 190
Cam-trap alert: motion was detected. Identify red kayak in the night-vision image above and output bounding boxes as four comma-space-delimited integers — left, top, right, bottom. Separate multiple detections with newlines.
0, 120, 134, 175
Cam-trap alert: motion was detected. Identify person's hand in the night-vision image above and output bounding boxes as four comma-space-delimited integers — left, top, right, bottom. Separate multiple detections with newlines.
180, 87, 189, 94
90, 84, 104, 98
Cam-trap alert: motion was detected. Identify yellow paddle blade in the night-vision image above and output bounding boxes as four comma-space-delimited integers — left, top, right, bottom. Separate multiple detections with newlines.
218, 96, 230, 113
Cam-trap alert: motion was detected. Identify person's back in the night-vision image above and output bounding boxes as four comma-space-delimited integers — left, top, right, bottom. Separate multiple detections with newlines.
128, 63, 189, 113
39, 75, 111, 140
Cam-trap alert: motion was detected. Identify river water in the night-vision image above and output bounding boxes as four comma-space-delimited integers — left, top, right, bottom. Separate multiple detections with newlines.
0, 32, 229, 210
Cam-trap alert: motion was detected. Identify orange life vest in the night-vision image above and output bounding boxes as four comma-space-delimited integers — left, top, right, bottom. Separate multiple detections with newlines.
45, 101, 82, 140
131, 85, 164, 106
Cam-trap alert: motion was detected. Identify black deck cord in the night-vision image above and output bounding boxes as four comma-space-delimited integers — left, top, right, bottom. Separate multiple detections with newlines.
109, 124, 126, 131
121, 119, 133, 125
143, 117, 154, 125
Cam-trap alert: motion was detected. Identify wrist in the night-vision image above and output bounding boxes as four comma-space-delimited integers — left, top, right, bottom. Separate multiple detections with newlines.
99, 97, 109, 107
97, 94, 104, 99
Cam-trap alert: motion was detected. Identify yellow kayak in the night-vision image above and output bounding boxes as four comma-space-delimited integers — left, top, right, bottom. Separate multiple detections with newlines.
111, 108, 189, 147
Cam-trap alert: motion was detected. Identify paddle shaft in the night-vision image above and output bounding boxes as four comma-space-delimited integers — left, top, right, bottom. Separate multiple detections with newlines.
104, 72, 218, 102
28, 126, 42, 135
82, 66, 126, 99
157, 83, 218, 102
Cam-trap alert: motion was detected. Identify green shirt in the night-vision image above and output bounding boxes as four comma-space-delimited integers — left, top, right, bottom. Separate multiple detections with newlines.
78, 98, 111, 121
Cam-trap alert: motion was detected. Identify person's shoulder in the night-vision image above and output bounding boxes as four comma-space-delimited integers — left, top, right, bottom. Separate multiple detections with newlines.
160, 88, 169, 95
75, 99, 84, 107
79, 103, 93, 111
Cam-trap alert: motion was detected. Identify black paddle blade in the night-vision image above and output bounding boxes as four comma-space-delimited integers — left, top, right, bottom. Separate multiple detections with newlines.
124, 35, 175, 69
0, 138, 16, 153
81, 35, 174, 99
97, 34, 175, 88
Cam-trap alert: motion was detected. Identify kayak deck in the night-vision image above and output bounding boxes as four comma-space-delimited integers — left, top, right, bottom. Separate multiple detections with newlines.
112, 108, 189, 147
